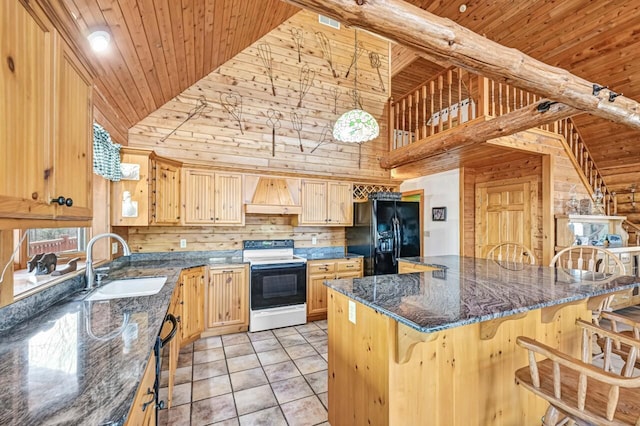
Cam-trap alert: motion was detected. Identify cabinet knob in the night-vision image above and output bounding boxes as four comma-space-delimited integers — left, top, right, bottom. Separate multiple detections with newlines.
51, 196, 73, 207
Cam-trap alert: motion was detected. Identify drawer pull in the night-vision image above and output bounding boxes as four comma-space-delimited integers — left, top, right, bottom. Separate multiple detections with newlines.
345, 265, 354, 268
142, 388, 156, 411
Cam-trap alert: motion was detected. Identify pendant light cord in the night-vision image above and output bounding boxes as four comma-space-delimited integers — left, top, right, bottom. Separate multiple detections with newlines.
353, 29, 359, 109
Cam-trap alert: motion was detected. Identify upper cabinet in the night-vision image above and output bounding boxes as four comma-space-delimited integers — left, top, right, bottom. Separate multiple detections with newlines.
297, 180, 353, 226
0, 0, 93, 221
111, 148, 181, 226
182, 167, 243, 226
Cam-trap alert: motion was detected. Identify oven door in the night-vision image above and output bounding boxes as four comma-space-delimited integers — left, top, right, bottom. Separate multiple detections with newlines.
250, 263, 307, 310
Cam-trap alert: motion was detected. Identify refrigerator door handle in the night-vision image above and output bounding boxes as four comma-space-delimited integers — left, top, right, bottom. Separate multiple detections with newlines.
395, 218, 401, 261
392, 217, 400, 265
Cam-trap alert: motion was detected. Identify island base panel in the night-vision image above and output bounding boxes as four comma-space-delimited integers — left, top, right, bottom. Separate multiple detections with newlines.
327, 289, 590, 426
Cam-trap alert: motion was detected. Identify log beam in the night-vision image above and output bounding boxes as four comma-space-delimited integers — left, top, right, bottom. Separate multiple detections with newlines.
283, 0, 640, 129
380, 101, 578, 169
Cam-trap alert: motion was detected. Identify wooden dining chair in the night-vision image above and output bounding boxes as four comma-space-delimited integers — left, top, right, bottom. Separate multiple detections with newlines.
596, 311, 640, 371
515, 319, 640, 425
550, 246, 625, 323
486, 242, 537, 265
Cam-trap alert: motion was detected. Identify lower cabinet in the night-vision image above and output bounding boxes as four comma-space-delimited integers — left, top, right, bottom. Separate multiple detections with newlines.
161, 283, 182, 409
398, 260, 438, 273
125, 354, 157, 426
307, 258, 363, 321
180, 267, 205, 343
205, 265, 249, 336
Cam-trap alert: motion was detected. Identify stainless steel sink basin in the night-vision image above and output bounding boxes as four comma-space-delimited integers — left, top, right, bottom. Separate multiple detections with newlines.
86, 276, 168, 301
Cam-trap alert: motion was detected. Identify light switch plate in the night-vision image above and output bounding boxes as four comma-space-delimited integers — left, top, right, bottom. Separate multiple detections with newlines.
348, 300, 356, 324
111, 242, 118, 254
312, 236, 317, 245
180, 239, 187, 248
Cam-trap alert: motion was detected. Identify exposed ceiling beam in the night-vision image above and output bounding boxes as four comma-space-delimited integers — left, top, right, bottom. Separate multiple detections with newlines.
282, 0, 640, 129
379, 101, 578, 169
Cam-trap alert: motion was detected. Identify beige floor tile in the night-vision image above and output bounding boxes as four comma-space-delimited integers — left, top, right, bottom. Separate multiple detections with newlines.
257, 348, 290, 366
284, 343, 318, 360
227, 353, 261, 373
194, 347, 225, 364
277, 333, 307, 348
193, 359, 228, 381
318, 392, 328, 410
295, 323, 321, 333
194, 335, 222, 351
160, 365, 192, 387
224, 343, 255, 358
251, 338, 282, 353
263, 360, 301, 382
305, 370, 328, 394
158, 402, 191, 425
233, 384, 278, 416
230, 367, 268, 391
191, 393, 237, 426
179, 343, 194, 354
248, 330, 275, 342
310, 340, 328, 355
159, 382, 191, 407
238, 406, 287, 426
293, 355, 327, 375
212, 418, 240, 426
270, 376, 313, 404
301, 330, 327, 343
177, 351, 193, 368
222, 332, 250, 346
192, 375, 232, 401
272, 326, 299, 338
321, 353, 329, 362
280, 395, 328, 426
314, 320, 328, 330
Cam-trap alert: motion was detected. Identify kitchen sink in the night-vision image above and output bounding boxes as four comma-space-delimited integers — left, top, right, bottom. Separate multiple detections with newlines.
86, 276, 168, 301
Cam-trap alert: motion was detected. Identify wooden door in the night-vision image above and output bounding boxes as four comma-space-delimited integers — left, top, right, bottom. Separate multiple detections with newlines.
53, 43, 93, 219
307, 272, 332, 320
180, 267, 204, 342
327, 182, 353, 225
299, 180, 327, 225
0, 0, 56, 219
475, 180, 533, 258
214, 173, 243, 225
111, 149, 151, 226
182, 168, 215, 224
152, 159, 180, 225
207, 266, 247, 329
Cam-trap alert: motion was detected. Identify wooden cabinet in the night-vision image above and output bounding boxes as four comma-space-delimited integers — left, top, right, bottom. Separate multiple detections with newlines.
0, 0, 93, 221
161, 283, 182, 409
205, 265, 249, 336
297, 180, 353, 226
125, 354, 156, 426
180, 266, 205, 343
307, 257, 362, 321
398, 260, 439, 273
182, 168, 243, 225
111, 148, 181, 226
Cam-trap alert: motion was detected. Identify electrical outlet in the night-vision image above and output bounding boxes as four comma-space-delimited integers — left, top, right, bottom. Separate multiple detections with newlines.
312, 236, 317, 245
180, 239, 187, 248
111, 242, 118, 254
348, 300, 356, 324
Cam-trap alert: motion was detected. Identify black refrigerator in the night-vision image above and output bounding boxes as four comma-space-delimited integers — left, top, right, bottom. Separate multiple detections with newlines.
346, 200, 421, 276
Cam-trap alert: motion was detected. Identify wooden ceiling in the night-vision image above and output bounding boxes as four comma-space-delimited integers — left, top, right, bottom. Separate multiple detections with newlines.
390, 0, 640, 216
60, 0, 299, 137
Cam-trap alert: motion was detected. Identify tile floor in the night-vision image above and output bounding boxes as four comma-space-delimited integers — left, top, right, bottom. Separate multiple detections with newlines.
158, 320, 330, 426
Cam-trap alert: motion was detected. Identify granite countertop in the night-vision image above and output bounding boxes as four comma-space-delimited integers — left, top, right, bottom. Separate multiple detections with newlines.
302, 253, 364, 261
0, 257, 231, 426
325, 255, 640, 334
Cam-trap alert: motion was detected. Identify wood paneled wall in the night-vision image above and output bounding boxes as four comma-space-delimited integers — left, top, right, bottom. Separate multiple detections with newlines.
462, 129, 589, 258
125, 215, 345, 253
128, 10, 391, 181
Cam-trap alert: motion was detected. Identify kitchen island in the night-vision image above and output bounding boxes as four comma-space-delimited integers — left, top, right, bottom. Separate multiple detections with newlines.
324, 255, 640, 426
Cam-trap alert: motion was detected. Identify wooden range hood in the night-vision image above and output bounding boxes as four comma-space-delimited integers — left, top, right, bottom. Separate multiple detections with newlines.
244, 176, 302, 215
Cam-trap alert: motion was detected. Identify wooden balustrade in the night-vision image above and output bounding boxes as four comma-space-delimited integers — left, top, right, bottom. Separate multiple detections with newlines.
29, 235, 78, 255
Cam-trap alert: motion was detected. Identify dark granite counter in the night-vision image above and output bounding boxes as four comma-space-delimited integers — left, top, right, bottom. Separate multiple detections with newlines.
0, 256, 242, 426
325, 255, 640, 334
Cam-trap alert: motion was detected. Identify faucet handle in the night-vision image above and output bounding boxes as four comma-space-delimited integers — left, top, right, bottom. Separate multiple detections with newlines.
96, 272, 109, 285
95, 266, 110, 272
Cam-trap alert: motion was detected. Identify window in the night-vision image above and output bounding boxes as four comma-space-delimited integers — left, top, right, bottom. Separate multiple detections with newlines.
28, 228, 87, 257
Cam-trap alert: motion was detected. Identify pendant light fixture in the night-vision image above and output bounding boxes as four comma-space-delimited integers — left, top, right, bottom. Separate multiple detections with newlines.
333, 29, 380, 143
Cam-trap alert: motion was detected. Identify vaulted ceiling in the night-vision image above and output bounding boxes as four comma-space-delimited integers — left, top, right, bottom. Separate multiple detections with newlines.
59, 0, 640, 213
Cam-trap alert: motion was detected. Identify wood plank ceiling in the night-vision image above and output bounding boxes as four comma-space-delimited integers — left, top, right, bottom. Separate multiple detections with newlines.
62, 0, 299, 140
391, 0, 640, 216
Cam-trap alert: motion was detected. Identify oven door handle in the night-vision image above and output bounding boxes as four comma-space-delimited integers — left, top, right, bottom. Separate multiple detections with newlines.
250, 262, 306, 270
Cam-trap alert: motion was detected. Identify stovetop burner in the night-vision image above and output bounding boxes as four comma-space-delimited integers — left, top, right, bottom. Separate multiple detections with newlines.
242, 239, 306, 265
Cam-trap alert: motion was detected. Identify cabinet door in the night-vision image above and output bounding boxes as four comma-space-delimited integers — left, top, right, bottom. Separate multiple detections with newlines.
207, 267, 247, 329
125, 354, 157, 426
308, 272, 332, 319
53, 43, 93, 219
181, 267, 205, 342
0, 0, 55, 218
111, 150, 151, 226
299, 180, 328, 225
182, 168, 216, 224
327, 182, 353, 225
161, 284, 182, 409
152, 160, 180, 225
214, 173, 243, 225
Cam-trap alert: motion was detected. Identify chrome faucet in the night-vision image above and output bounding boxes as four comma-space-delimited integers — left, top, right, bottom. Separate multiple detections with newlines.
85, 233, 131, 290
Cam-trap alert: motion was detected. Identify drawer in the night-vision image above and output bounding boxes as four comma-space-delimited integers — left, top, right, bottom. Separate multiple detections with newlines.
308, 262, 335, 274
336, 260, 361, 273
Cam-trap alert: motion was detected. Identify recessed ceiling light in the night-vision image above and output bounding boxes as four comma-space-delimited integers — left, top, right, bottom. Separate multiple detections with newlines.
459, 4, 467, 13
88, 30, 111, 52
